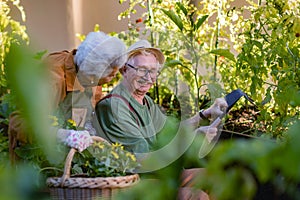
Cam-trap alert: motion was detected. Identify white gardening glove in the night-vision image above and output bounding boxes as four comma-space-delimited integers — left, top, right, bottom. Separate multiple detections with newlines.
202, 98, 228, 121
196, 118, 222, 143
57, 129, 93, 152
84, 120, 97, 136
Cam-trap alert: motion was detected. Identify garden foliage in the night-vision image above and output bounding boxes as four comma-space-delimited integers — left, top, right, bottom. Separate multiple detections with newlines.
117, 0, 300, 137
115, 0, 300, 199
0, 0, 299, 199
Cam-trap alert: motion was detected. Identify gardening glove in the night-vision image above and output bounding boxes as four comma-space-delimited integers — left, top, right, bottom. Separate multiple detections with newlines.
196, 117, 222, 143
84, 120, 97, 136
57, 129, 93, 152
203, 98, 228, 121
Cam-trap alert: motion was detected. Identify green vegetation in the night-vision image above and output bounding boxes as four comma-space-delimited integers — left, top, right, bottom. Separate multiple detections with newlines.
117, 0, 300, 138
0, 0, 299, 199
0, 0, 29, 116
73, 141, 139, 177
115, 0, 300, 199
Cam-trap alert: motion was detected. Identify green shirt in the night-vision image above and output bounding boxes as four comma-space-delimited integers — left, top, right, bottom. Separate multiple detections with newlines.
95, 83, 167, 153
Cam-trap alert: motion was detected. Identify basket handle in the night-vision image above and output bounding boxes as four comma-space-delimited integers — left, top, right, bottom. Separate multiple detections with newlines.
60, 136, 110, 187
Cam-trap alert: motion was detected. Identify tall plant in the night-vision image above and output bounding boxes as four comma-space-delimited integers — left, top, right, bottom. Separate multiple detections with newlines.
217, 0, 300, 137
0, 0, 29, 117
117, 0, 300, 138
118, 0, 233, 116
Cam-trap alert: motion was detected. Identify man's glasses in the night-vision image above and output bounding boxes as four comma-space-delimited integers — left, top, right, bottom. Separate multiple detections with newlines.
126, 63, 160, 78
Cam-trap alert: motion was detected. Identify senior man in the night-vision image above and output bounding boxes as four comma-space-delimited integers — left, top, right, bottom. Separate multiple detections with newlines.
95, 40, 227, 154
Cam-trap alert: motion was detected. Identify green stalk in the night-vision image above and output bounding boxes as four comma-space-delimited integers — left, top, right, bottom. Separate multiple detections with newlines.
147, 0, 160, 104
213, 0, 222, 81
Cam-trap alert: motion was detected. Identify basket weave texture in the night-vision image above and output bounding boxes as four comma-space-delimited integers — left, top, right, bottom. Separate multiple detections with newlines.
46, 136, 139, 199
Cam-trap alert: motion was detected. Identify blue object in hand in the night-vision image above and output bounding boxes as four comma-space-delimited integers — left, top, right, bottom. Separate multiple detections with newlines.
225, 89, 255, 113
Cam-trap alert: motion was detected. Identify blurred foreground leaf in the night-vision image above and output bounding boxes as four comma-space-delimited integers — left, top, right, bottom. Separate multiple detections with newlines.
6, 44, 58, 164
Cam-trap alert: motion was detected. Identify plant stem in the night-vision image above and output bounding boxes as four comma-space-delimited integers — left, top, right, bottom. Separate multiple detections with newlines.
147, 0, 160, 104
213, 0, 222, 82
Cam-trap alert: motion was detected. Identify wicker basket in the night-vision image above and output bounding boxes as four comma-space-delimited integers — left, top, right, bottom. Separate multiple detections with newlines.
46, 136, 139, 200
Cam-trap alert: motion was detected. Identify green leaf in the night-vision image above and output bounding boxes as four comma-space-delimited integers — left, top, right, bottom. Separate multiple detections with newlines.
33, 50, 47, 60
210, 49, 236, 62
252, 40, 263, 50
72, 164, 84, 174
195, 15, 208, 30
164, 59, 183, 67
6, 44, 57, 163
261, 87, 272, 105
176, 2, 188, 16
161, 9, 183, 31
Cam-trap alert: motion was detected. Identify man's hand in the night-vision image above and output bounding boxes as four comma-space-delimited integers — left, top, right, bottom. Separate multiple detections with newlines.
57, 129, 93, 152
196, 117, 222, 143
203, 98, 228, 121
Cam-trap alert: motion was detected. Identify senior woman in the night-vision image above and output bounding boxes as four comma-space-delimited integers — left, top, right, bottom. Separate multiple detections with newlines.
52, 31, 128, 151
9, 31, 127, 159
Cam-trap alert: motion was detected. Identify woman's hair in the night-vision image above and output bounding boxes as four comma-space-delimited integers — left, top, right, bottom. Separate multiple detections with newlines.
74, 32, 127, 87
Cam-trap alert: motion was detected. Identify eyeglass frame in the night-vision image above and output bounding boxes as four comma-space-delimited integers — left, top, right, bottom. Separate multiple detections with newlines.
125, 63, 161, 78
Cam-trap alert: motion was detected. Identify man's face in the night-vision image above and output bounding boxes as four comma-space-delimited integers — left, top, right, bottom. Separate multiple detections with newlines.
97, 66, 119, 85
124, 54, 159, 95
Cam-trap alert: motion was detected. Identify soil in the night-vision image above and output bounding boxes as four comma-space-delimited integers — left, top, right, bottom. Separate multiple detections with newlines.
220, 105, 263, 140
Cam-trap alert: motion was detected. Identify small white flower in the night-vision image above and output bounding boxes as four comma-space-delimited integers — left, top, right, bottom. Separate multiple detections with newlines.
232, 13, 239, 22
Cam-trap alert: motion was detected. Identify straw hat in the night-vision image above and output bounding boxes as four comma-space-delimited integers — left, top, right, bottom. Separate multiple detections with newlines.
127, 40, 165, 65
